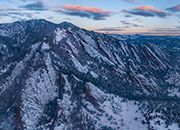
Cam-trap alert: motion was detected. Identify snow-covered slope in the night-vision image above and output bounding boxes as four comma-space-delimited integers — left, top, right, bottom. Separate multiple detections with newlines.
0, 19, 180, 130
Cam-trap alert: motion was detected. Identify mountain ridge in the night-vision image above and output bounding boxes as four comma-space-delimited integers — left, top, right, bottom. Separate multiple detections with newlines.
0, 19, 180, 130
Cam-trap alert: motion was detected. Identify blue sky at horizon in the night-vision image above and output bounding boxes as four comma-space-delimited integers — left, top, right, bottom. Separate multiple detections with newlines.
0, 0, 180, 35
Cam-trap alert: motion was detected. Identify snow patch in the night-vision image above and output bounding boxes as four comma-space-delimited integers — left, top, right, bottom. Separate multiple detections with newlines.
41, 42, 50, 51
168, 88, 180, 98
113, 53, 126, 70
149, 116, 179, 130
82, 82, 147, 130
66, 38, 79, 55
144, 45, 166, 69
56, 74, 76, 129
54, 28, 66, 44
0, 42, 41, 95
78, 29, 97, 49
70, 55, 88, 73
81, 41, 114, 65
21, 53, 58, 129
131, 46, 140, 62
0, 29, 9, 37
121, 43, 129, 56
0, 63, 12, 75
90, 71, 99, 79
165, 72, 180, 87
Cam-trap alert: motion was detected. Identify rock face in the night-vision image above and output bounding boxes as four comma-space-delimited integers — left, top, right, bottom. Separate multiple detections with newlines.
0, 19, 180, 130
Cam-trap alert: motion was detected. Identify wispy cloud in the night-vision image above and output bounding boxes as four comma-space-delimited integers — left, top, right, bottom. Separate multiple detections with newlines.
19, 1, 47, 11
122, 0, 141, 4
133, 18, 143, 22
52, 5, 116, 20
0, 13, 8, 16
95, 27, 124, 31
136, 6, 167, 17
0, 7, 18, 11
150, 28, 180, 32
124, 14, 132, 17
166, 4, 180, 12
141, 27, 180, 36
122, 5, 169, 18
8, 12, 24, 16
140, 32, 180, 36
120, 21, 143, 27
0, 11, 33, 22
64, 18, 71, 20
122, 9, 155, 17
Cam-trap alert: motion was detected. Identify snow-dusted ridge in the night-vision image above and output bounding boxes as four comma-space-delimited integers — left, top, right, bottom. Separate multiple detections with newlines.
0, 19, 180, 130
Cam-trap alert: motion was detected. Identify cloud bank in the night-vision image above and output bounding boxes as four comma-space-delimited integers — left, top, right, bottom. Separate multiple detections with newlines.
19, 1, 47, 11
166, 4, 180, 12
122, 5, 169, 18
52, 5, 116, 20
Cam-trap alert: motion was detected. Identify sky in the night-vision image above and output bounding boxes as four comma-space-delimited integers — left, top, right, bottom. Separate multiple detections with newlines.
0, 0, 180, 36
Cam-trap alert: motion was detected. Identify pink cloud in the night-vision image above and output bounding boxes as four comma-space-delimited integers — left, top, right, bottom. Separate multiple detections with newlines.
52, 5, 117, 20
52, 9, 60, 12
0, 7, 7, 10
0, 7, 17, 11
136, 6, 165, 13
122, 5, 168, 18
61, 5, 108, 14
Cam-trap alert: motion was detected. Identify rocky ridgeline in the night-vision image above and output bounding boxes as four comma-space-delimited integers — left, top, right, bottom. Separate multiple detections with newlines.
0, 19, 180, 130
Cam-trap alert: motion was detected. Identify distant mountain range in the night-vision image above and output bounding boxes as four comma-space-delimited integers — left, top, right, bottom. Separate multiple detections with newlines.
0, 19, 180, 130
